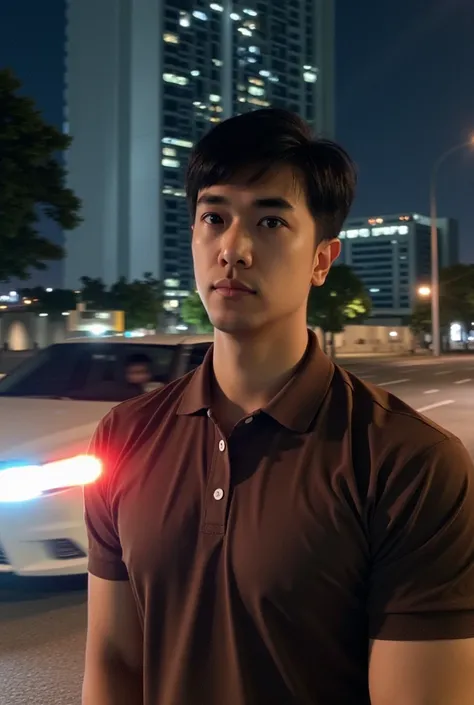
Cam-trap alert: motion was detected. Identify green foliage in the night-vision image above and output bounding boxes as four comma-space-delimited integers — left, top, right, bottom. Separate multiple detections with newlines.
81, 272, 163, 330
0, 68, 82, 281
181, 291, 213, 332
307, 264, 372, 333
20, 286, 77, 316
411, 265, 474, 336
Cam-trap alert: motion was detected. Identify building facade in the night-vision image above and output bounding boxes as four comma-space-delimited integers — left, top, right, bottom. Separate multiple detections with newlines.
339, 213, 459, 320
64, 0, 335, 309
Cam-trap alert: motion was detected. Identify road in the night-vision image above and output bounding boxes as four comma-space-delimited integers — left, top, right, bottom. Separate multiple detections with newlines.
1, 354, 474, 704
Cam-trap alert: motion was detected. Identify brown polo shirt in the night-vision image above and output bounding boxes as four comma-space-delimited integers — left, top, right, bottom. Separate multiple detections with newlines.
85, 331, 474, 705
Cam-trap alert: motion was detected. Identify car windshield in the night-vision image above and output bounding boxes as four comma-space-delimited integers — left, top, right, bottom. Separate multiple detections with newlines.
0, 342, 178, 401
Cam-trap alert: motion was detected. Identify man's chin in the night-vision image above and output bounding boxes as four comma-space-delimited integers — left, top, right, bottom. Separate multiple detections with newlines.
210, 312, 261, 335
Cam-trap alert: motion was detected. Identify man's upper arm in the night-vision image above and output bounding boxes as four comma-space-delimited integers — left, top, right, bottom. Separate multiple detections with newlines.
84, 414, 129, 581
368, 435, 474, 703
369, 638, 474, 705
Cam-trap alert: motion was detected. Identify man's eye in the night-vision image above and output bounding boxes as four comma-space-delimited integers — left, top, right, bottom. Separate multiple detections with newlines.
202, 213, 224, 225
259, 217, 285, 229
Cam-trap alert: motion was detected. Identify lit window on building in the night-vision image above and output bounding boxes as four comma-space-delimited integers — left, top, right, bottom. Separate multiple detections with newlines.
238, 27, 252, 36
303, 71, 317, 83
163, 32, 179, 44
249, 77, 264, 86
259, 70, 270, 77
248, 45, 260, 54
230, 12, 241, 20
248, 85, 264, 96
162, 187, 186, 197
163, 73, 188, 86
209, 93, 221, 102
212, 58, 223, 67
163, 147, 176, 157
162, 158, 180, 168
162, 137, 193, 148
210, 3, 223, 10
190, 69, 200, 76
243, 8, 258, 16
179, 11, 191, 27
192, 10, 208, 20
247, 97, 270, 107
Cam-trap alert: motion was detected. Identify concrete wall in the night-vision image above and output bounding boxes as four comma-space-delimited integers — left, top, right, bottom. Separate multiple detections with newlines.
315, 324, 414, 355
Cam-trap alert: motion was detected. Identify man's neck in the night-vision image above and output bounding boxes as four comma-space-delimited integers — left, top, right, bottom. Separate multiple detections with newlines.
211, 318, 310, 432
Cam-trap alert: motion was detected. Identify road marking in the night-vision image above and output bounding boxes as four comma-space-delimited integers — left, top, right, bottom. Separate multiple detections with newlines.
378, 378, 410, 386
454, 378, 472, 385
424, 389, 439, 394
434, 370, 452, 376
416, 400, 455, 413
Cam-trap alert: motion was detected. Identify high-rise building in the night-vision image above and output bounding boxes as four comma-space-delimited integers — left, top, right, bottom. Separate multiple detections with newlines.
64, 0, 335, 308
339, 213, 459, 321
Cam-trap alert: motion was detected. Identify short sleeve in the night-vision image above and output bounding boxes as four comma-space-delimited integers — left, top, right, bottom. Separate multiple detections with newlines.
84, 413, 129, 581
368, 436, 474, 641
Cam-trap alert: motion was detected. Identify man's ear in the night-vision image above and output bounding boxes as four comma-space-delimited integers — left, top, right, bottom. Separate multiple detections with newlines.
311, 239, 341, 287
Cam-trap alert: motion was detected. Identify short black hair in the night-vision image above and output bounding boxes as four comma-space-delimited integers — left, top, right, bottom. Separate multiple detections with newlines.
185, 108, 357, 241
125, 353, 152, 368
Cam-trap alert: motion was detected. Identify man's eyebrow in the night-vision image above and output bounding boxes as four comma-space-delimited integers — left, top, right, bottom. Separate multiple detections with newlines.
253, 197, 294, 210
196, 194, 230, 206
196, 194, 294, 210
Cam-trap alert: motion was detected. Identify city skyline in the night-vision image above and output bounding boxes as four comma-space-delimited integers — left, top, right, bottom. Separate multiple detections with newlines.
64, 0, 335, 307
0, 0, 473, 289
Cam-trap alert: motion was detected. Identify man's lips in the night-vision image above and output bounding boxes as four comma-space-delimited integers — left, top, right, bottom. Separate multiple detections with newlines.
212, 279, 256, 295
213, 279, 256, 294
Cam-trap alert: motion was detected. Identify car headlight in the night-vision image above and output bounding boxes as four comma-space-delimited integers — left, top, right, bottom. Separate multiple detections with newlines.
0, 455, 102, 502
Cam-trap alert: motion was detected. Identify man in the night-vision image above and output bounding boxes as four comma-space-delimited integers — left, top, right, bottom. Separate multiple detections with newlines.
83, 109, 474, 705
124, 353, 153, 393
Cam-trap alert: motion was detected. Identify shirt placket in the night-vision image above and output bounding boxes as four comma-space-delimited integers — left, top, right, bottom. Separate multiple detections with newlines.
201, 409, 232, 534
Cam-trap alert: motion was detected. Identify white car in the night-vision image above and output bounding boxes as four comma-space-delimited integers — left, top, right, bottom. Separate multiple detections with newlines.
0, 334, 212, 577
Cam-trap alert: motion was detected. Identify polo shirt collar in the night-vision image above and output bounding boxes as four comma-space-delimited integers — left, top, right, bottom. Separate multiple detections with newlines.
177, 330, 334, 433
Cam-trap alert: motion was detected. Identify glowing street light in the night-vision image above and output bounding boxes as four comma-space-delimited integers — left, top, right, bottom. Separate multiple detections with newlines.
417, 286, 431, 297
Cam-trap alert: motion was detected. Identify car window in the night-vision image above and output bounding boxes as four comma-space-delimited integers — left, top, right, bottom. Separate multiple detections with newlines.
0, 343, 177, 400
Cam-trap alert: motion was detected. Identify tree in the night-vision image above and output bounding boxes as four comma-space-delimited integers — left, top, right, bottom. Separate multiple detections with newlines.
181, 291, 213, 333
0, 68, 81, 281
20, 286, 77, 316
80, 276, 112, 310
410, 265, 474, 349
307, 264, 372, 356
110, 273, 163, 330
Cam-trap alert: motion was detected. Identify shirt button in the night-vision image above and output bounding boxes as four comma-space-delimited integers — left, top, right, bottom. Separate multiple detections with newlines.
244, 416, 253, 424
218, 439, 226, 452
213, 488, 224, 501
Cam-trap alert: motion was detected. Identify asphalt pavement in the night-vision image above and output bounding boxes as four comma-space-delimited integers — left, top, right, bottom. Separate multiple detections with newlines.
1, 353, 474, 705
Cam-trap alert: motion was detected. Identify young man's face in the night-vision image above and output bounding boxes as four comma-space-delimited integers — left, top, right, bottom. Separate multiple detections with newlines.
191, 164, 341, 334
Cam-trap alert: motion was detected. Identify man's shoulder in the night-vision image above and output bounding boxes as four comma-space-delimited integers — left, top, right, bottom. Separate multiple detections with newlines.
335, 364, 459, 456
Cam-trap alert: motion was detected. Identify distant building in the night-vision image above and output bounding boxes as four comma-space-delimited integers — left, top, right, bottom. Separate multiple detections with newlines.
64, 0, 335, 309
338, 213, 459, 320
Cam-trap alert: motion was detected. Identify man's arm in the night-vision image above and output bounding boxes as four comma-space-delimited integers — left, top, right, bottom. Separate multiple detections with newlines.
82, 414, 143, 704
367, 435, 474, 704
369, 638, 474, 705
83, 575, 143, 705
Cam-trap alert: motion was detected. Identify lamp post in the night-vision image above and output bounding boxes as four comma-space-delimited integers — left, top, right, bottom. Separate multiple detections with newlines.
430, 138, 474, 357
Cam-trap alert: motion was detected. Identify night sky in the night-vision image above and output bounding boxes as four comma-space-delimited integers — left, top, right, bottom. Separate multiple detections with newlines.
0, 0, 473, 287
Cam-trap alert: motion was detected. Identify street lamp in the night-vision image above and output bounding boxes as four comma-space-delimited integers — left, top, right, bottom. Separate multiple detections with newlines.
430, 137, 474, 356
417, 285, 431, 298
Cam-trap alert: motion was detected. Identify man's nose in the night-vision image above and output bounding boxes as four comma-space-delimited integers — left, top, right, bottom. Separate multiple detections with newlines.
218, 224, 253, 269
